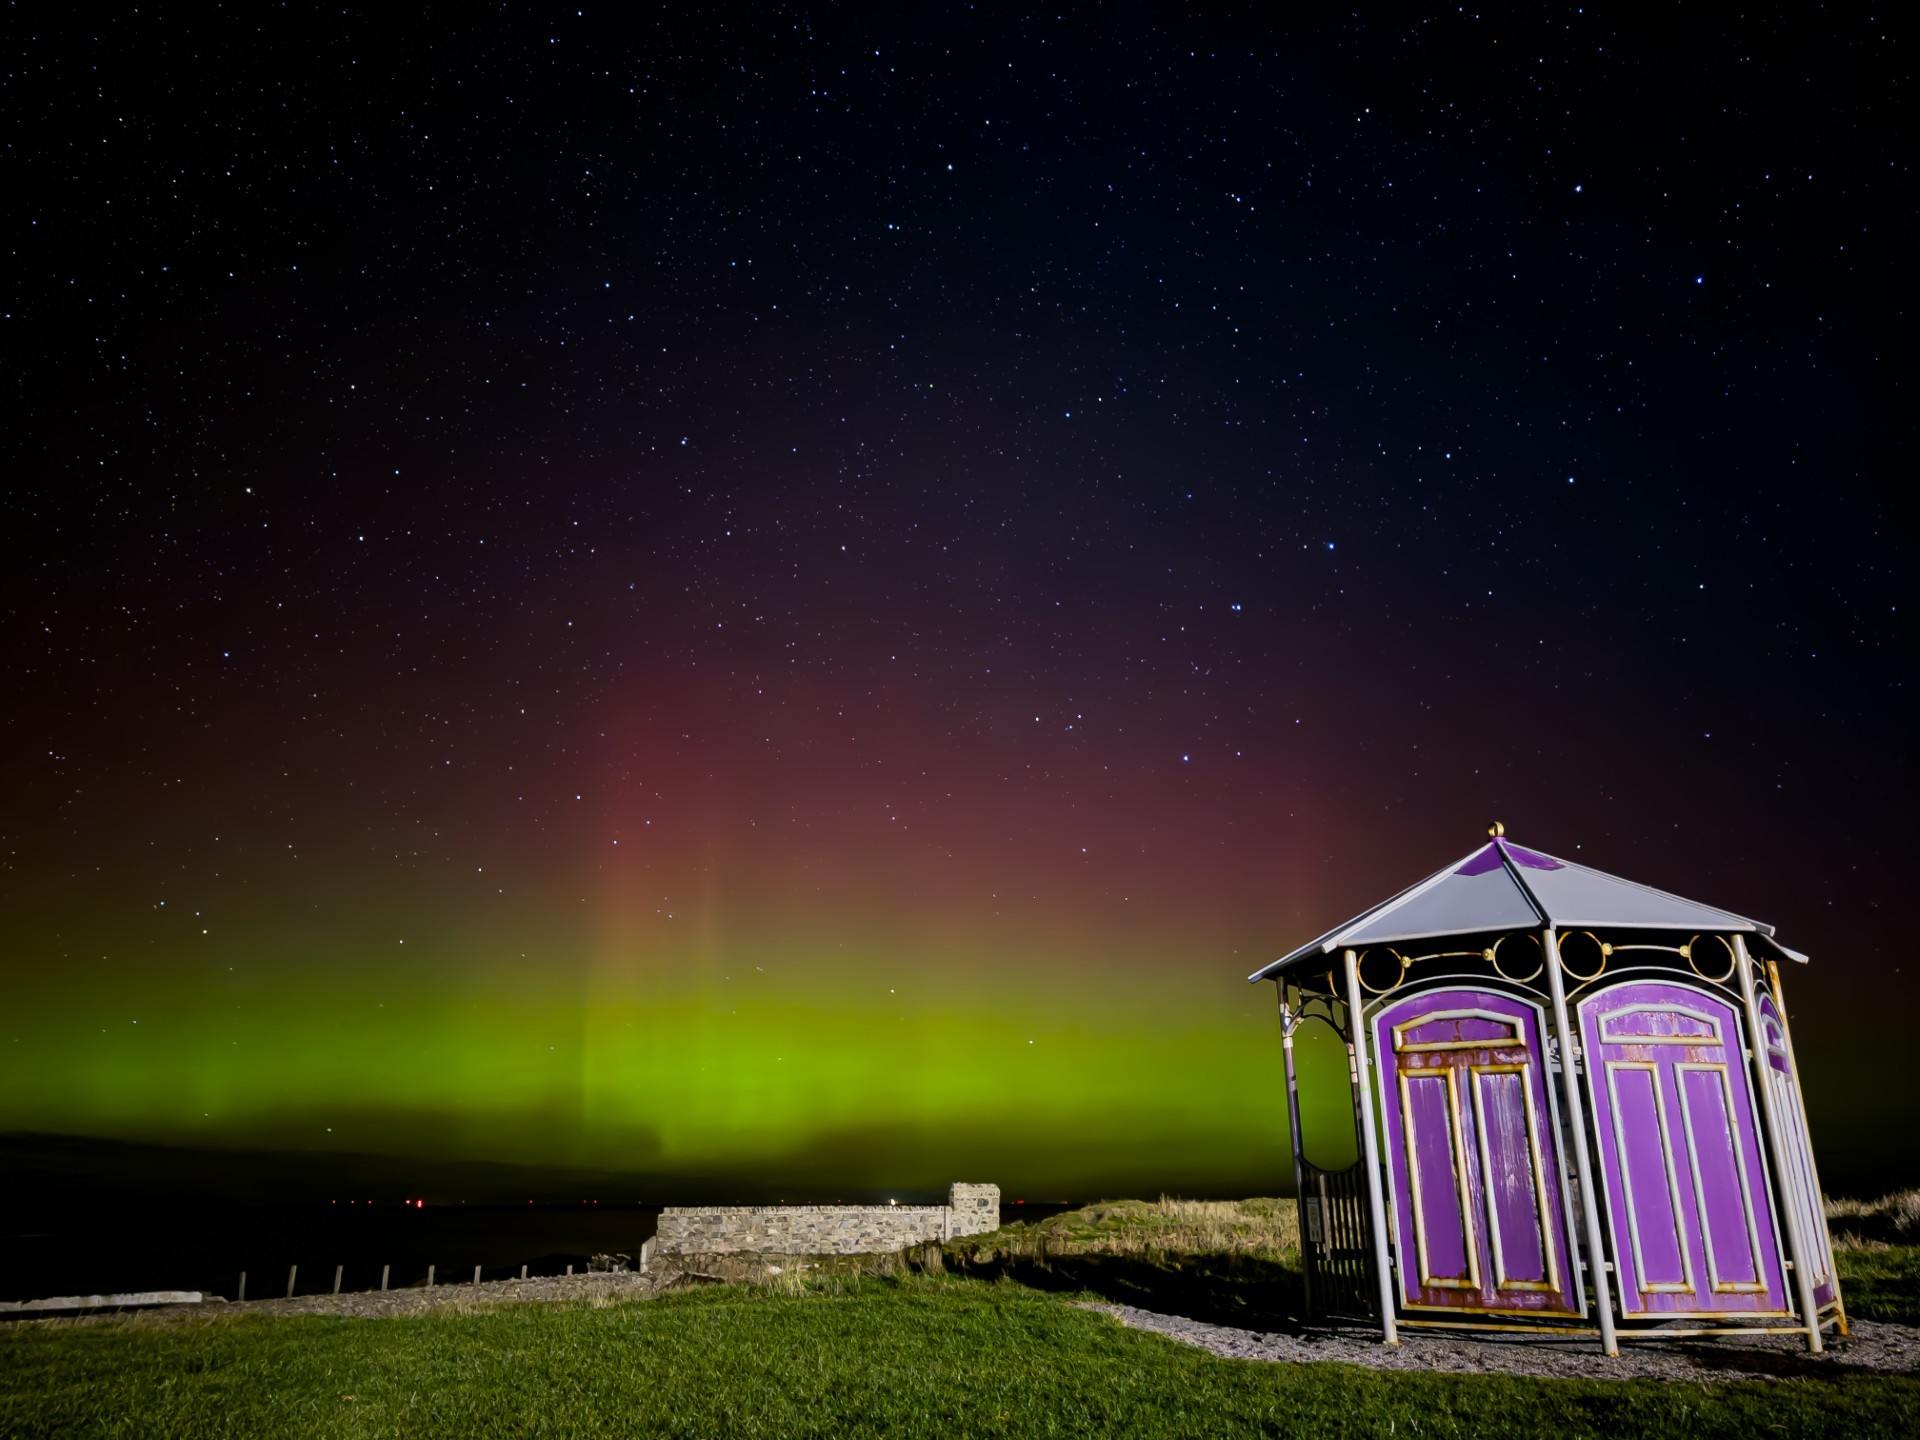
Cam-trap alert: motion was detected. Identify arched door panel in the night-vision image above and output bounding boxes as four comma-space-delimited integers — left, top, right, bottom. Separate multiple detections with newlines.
1373, 989, 1582, 1316
1578, 981, 1789, 1318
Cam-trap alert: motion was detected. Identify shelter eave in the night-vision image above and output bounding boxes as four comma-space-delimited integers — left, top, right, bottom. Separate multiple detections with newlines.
1250, 914, 1805, 982
1248, 918, 1542, 983
1246, 939, 1335, 984
1244, 844, 1495, 984
1545, 916, 1768, 933
1748, 930, 1810, 965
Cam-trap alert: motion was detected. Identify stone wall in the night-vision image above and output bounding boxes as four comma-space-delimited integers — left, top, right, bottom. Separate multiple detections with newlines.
654, 1182, 1000, 1257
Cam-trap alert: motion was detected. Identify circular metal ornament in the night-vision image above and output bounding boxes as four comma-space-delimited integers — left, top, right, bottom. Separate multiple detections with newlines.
1355, 946, 1408, 995
1556, 929, 1609, 983
1686, 933, 1737, 984
1490, 932, 1544, 983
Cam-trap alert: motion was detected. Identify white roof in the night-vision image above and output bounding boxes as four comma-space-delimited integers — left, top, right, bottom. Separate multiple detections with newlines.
1248, 834, 1806, 983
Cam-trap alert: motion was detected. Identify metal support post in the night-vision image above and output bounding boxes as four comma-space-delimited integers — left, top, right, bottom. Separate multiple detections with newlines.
1343, 948, 1399, 1345
1734, 935, 1822, 1353
1770, 954, 1847, 1336
1278, 983, 1313, 1319
1541, 925, 1618, 1356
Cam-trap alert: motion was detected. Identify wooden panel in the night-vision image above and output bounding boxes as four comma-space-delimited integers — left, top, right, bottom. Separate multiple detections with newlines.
1373, 989, 1581, 1317
1579, 981, 1789, 1319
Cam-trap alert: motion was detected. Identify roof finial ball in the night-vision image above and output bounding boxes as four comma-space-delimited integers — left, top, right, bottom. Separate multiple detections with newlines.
1488, 819, 1506, 838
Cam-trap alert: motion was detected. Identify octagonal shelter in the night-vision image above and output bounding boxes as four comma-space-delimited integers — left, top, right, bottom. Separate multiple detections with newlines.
1250, 825, 1845, 1354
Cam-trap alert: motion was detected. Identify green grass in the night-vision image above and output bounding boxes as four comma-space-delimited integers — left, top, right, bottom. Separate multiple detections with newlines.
1828, 1190, 1920, 1326
934, 1195, 1307, 1330
7, 1192, 1917, 1437
4, 1276, 1916, 1440
947, 1195, 1299, 1261
1836, 1246, 1920, 1327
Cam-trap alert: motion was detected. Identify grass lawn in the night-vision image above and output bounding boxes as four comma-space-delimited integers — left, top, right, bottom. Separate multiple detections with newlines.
1830, 1192, 1920, 1327
947, 1196, 1300, 1259
937, 1195, 1309, 1331
4, 1276, 1917, 1440
1836, 1246, 1920, 1327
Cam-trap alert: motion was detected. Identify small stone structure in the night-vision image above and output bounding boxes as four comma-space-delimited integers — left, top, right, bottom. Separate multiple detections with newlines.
654, 1183, 999, 1257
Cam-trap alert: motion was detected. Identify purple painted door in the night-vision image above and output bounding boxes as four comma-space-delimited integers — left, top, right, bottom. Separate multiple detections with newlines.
1757, 993, 1838, 1309
1373, 990, 1581, 1316
1578, 982, 1789, 1318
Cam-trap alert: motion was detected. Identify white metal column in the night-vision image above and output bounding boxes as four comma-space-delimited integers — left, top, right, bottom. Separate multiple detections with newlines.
1769, 957, 1848, 1337
1343, 948, 1399, 1345
1736, 935, 1823, 1352
1541, 925, 1618, 1355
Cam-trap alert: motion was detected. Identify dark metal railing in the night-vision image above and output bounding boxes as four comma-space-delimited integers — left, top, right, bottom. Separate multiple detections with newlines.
1299, 1160, 1376, 1321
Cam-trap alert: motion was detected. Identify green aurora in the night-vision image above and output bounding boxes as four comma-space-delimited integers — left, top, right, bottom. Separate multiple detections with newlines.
0, 864, 1357, 1196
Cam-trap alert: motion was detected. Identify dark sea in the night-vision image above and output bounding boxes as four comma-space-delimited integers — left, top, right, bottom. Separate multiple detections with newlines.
1, 1202, 668, 1302
0, 1136, 1072, 1303
0, 1200, 1074, 1303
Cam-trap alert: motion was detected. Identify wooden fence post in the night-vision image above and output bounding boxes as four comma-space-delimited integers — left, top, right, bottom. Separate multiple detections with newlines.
566, 1263, 573, 1276
286, 1264, 298, 1299
427, 1264, 435, 1288
520, 1263, 528, 1281
381, 1263, 389, 1292
473, 1265, 481, 1285
238, 1271, 247, 1302
333, 1264, 343, 1295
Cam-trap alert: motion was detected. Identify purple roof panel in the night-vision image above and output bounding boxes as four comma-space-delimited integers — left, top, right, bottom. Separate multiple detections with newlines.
1452, 843, 1505, 876
1500, 841, 1564, 872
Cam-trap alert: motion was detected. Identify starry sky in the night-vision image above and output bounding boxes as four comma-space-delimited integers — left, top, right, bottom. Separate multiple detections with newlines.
3, 7, 1911, 1199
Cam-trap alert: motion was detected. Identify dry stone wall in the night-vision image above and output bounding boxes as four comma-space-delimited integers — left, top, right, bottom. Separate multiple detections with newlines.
655, 1182, 1000, 1257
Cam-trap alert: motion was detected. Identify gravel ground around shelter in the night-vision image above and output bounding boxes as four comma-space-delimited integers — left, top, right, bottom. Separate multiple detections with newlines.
1087, 1302, 1920, 1382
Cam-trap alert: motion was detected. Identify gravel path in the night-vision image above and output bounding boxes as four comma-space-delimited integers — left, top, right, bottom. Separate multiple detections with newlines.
222, 1270, 671, 1320
1087, 1303, 1920, 1382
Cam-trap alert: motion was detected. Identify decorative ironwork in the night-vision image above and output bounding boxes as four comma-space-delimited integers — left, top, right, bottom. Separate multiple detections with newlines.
1686, 933, 1737, 984
1491, 932, 1544, 984
1556, 930, 1609, 983
1353, 940, 1543, 996
1355, 946, 1408, 995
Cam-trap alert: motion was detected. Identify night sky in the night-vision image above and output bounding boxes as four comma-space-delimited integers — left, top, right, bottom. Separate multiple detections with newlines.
4, 7, 1911, 1199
